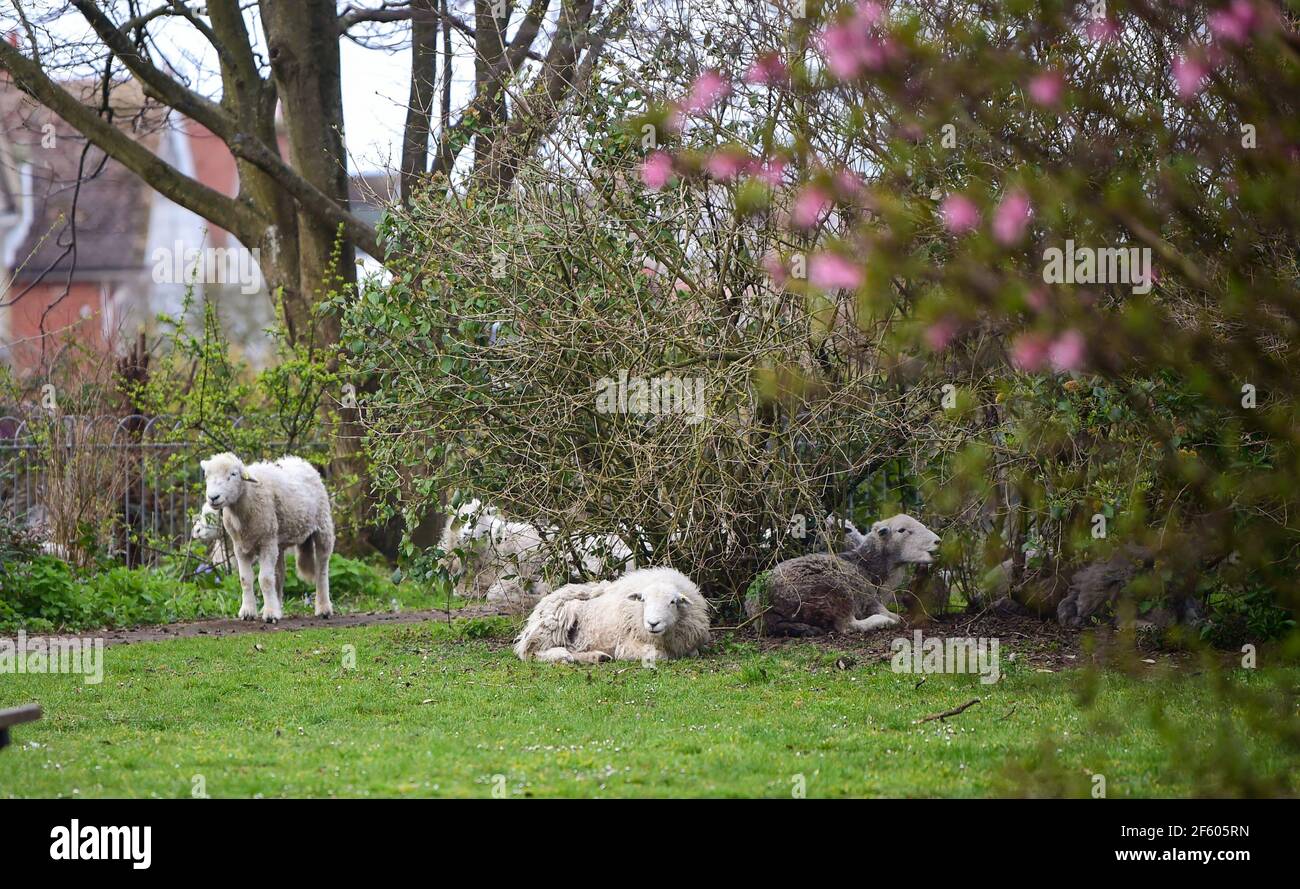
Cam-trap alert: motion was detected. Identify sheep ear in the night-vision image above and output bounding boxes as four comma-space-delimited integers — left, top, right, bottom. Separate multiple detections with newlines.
200, 459, 209, 472
242, 473, 259, 483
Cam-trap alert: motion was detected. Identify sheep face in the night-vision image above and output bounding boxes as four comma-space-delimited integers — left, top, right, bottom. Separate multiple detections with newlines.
872, 514, 941, 565
627, 580, 692, 636
191, 505, 222, 541
453, 500, 500, 543
201, 452, 248, 509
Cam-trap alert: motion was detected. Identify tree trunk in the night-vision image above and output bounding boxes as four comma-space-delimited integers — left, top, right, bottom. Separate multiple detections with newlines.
260, 0, 356, 348
473, 0, 511, 179
401, 0, 438, 204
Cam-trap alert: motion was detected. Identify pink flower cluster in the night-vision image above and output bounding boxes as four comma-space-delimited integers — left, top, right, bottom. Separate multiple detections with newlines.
1027, 70, 1064, 108
681, 70, 731, 114
1209, 0, 1258, 45
1172, 3, 1265, 104
793, 185, 833, 229
745, 53, 789, 86
1172, 53, 1210, 100
992, 189, 1032, 245
808, 252, 863, 291
1085, 16, 1120, 43
940, 190, 1034, 244
940, 195, 980, 233
1011, 330, 1086, 373
820, 1, 894, 81
640, 151, 674, 190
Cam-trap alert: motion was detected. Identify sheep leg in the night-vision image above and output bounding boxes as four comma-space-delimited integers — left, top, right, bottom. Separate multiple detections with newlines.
534, 647, 576, 663
313, 529, 334, 618
235, 549, 258, 620
258, 544, 282, 623
849, 613, 902, 632
275, 553, 286, 609
534, 647, 612, 664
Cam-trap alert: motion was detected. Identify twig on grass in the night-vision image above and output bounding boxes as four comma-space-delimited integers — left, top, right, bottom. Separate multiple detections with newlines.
916, 698, 981, 724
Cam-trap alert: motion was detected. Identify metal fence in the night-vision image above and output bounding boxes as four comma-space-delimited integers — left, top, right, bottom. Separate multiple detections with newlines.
0, 414, 322, 566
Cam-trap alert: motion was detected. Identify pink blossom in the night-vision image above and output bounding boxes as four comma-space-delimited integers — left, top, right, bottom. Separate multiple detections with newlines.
992, 189, 1032, 245
1173, 53, 1208, 100
855, 0, 885, 25
836, 170, 866, 198
1025, 287, 1050, 313
1086, 17, 1120, 43
924, 317, 959, 352
1028, 70, 1064, 107
706, 149, 749, 182
754, 158, 787, 187
1010, 333, 1051, 372
792, 186, 833, 229
1048, 330, 1086, 372
896, 122, 925, 143
681, 70, 731, 114
762, 252, 788, 286
940, 194, 980, 234
820, 3, 891, 81
808, 252, 864, 292
744, 53, 788, 85
1210, 1, 1256, 44
640, 151, 673, 190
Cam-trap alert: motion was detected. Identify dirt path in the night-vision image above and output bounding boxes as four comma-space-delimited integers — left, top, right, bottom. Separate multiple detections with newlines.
76, 604, 511, 648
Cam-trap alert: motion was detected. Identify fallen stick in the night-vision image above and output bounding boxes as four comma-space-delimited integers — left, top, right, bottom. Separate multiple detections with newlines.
916, 698, 980, 724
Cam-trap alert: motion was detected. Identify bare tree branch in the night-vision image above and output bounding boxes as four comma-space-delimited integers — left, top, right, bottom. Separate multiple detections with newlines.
0, 36, 263, 244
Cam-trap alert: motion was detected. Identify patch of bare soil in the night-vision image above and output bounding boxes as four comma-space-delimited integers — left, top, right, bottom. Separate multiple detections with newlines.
731, 612, 1201, 672
743, 610, 1216, 675
67, 603, 511, 648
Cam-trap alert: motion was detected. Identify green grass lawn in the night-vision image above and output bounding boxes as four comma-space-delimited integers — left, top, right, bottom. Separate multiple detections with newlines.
1, 618, 1295, 798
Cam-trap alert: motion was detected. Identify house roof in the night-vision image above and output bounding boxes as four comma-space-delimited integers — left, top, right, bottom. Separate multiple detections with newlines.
0, 75, 167, 280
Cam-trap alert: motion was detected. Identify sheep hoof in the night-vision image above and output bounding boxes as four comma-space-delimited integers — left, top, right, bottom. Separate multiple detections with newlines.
315, 607, 333, 619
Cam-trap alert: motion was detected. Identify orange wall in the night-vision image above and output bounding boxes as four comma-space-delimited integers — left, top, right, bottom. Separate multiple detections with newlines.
2, 280, 114, 372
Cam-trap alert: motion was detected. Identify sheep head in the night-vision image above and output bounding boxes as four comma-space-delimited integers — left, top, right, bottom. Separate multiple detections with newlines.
871, 514, 941, 565
201, 452, 253, 509
191, 503, 222, 541
626, 578, 694, 636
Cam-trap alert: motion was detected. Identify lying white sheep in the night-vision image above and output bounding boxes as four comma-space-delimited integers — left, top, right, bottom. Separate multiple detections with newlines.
201, 452, 334, 622
515, 567, 710, 664
440, 503, 550, 605
440, 499, 634, 607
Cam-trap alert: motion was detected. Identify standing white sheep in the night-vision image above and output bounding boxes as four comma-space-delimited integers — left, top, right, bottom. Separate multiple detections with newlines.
200, 452, 334, 623
515, 567, 710, 664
